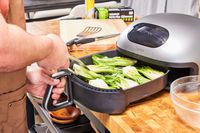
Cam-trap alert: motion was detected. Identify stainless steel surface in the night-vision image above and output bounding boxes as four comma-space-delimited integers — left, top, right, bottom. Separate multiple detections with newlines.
117, 13, 200, 74
75, 101, 107, 133
77, 26, 102, 37
66, 33, 120, 45
95, 33, 120, 41
27, 93, 61, 133
28, 93, 106, 133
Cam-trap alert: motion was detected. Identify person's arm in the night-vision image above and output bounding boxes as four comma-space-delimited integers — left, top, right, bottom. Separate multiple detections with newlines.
0, 14, 68, 72
7, 0, 26, 29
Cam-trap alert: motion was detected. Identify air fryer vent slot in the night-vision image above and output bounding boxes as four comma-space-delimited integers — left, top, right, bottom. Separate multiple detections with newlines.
167, 68, 192, 85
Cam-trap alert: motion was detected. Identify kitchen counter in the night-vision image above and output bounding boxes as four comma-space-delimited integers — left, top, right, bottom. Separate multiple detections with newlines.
26, 19, 200, 133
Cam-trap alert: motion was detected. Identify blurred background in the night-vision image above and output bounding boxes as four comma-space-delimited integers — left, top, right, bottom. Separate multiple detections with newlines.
24, 0, 200, 21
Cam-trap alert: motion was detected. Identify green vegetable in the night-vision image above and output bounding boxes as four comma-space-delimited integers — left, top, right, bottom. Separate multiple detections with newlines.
138, 66, 164, 80
92, 54, 137, 66
104, 74, 139, 90
89, 78, 112, 89
86, 65, 118, 74
117, 77, 138, 90
73, 64, 103, 80
104, 75, 121, 89
73, 54, 164, 90
123, 66, 150, 84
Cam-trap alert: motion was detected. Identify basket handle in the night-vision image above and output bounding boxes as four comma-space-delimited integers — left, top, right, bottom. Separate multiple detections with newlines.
42, 70, 73, 111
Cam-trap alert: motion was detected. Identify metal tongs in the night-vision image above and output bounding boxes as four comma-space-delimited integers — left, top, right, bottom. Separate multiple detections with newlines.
42, 56, 85, 111
76, 26, 102, 37
66, 33, 120, 46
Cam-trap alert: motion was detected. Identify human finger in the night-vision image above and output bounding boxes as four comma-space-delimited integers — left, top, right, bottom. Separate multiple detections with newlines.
41, 68, 54, 75
51, 93, 60, 100
53, 100, 57, 105
41, 72, 60, 85
52, 88, 64, 95
56, 77, 66, 88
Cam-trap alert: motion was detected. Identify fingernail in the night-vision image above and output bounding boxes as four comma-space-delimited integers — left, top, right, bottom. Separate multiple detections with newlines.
53, 100, 57, 105
54, 79, 60, 83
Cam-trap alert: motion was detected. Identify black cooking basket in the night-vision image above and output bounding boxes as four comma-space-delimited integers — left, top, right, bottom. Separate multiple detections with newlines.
43, 50, 168, 114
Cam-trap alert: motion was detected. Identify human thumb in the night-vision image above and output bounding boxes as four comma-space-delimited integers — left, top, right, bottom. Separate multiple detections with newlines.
42, 74, 60, 85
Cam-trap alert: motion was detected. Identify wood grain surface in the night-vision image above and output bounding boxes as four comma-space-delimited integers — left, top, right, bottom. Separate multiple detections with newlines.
26, 19, 200, 133
92, 90, 200, 133
60, 19, 126, 52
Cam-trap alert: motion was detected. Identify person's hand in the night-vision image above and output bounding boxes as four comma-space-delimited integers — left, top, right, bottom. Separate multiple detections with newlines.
26, 67, 66, 104
37, 34, 70, 71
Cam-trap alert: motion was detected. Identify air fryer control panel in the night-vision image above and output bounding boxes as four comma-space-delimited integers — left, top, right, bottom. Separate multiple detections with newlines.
127, 23, 169, 48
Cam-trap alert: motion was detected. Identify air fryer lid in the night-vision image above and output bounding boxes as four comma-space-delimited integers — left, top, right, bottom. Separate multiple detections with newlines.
117, 13, 200, 73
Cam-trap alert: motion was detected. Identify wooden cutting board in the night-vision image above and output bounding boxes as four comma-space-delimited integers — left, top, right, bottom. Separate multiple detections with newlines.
60, 19, 127, 51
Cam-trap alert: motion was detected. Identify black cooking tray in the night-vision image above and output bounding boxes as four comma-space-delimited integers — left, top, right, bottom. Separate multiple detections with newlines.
67, 50, 168, 114
43, 49, 168, 114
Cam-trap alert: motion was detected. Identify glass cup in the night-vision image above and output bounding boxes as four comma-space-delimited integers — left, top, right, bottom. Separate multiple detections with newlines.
170, 75, 200, 128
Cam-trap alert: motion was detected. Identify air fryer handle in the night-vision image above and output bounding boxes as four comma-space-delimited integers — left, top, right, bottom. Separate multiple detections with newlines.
42, 70, 73, 111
